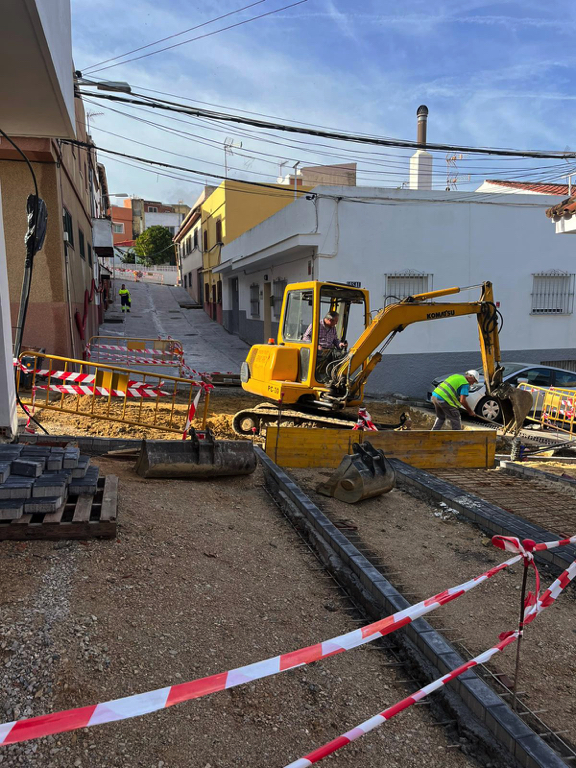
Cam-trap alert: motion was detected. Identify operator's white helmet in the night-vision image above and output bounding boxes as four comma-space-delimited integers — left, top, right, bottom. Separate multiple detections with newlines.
466, 369, 480, 382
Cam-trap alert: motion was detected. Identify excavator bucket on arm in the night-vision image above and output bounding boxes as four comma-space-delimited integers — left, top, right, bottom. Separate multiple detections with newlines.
317, 441, 396, 504
497, 385, 534, 436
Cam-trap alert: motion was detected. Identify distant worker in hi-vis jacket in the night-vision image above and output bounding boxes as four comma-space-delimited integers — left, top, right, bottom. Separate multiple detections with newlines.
431, 370, 479, 430
119, 284, 131, 313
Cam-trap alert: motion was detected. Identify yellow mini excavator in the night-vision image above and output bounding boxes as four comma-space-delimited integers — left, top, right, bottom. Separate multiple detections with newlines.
233, 280, 532, 435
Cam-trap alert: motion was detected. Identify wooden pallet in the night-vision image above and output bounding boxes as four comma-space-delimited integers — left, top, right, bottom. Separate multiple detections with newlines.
0, 475, 118, 541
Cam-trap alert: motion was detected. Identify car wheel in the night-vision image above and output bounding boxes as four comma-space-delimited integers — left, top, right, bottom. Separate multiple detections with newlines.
476, 396, 502, 423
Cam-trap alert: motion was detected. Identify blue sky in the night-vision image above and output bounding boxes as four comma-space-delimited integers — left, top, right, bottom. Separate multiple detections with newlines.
71, 0, 576, 204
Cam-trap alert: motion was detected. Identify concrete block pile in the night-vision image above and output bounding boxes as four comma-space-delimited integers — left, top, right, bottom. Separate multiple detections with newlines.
0, 444, 99, 520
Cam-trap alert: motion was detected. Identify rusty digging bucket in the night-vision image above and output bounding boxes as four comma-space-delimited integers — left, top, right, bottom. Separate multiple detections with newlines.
499, 385, 534, 436
136, 429, 257, 479
316, 441, 396, 504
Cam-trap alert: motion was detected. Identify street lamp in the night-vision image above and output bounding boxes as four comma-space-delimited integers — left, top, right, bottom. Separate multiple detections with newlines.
75, 75, 132, 94
109, 193, 128, 198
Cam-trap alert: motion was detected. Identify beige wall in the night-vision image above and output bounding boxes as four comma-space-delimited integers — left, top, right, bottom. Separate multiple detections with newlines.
0, 97, 100, 358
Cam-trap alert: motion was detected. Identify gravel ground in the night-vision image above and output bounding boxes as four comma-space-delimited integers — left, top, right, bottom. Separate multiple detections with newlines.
291, 468, 576, 747
0, 460, 473, 768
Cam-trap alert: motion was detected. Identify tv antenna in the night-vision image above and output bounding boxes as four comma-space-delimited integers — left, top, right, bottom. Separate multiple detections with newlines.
86, 111, 103, 133
445, 153, 470, 191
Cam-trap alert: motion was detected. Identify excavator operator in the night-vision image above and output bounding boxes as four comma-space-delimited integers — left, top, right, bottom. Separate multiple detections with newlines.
303, 311, 348, 382
431, 370, 479, 431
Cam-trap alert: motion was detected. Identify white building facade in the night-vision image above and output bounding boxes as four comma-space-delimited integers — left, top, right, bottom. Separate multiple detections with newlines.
174, 207, 203, 304
216, 186, 576, 398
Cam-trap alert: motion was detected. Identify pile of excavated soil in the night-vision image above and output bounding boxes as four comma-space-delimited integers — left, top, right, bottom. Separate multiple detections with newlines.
522, 460, 576, 479
20, 391, 435, 441
0, 461, 473, 768
291, 467, 576, 745
19, 389, 258, 441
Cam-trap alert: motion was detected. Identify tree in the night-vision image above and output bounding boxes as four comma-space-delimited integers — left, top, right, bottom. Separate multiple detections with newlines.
133, 226, 176, 266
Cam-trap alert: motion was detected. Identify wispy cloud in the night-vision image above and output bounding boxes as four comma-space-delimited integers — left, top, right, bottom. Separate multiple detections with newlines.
70, 0, 576, 199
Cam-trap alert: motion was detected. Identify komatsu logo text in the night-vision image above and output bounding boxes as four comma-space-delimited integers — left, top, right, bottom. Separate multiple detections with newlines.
427, 310, 455, 319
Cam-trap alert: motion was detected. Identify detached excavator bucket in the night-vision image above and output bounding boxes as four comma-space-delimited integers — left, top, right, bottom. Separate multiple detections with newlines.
316, 441, 396, 504
499, 387, 534, 436
136, 429, 257, 479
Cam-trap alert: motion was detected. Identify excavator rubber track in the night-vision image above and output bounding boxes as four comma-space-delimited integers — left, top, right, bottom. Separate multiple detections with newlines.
232, 403, 409, 436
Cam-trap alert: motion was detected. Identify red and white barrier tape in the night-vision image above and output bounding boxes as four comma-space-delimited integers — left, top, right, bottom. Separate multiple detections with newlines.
284, 550, 576, 768
182, 388, 203, 439
36, 384, 170, 399
87, 344, 181, 357
13, 358, 30, 374
24, 387, 37, 435
284, 633, 520, 768
352, 407, 378, 432
86, 353, 182, 367
0, 545, 527, 747
32, 370, 164, 390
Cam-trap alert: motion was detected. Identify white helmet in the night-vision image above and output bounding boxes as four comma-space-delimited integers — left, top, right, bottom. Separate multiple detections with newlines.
466, 369, 480, 382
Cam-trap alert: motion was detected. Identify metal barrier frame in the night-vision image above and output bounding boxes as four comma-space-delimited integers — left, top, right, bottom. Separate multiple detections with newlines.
17, 352, 209, 435
87, 336, 185, 375
518, 382, 576, 433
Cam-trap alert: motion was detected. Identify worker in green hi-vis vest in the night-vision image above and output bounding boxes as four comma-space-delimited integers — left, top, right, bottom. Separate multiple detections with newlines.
431, 370, 480, 430
119, 284, 131, 314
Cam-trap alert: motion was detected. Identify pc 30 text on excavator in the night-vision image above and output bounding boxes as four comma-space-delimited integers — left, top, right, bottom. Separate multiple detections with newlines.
233, 280, 533, 436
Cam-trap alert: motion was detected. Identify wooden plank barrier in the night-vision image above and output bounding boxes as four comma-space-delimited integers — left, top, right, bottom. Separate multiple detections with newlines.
265, 428, 496, 469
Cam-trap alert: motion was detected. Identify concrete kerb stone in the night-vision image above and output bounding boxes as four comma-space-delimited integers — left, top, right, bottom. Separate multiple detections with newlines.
391, 459, 576, 573
255, 447, 565, 768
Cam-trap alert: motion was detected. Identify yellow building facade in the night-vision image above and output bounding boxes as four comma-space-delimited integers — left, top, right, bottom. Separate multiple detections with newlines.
201, 180, 304, 323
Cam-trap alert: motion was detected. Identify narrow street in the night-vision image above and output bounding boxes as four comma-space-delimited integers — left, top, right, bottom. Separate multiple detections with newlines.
101, 281, 249, 376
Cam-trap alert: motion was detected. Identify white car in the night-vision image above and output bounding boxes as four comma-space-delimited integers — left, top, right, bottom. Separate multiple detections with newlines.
428, 362, 576, 422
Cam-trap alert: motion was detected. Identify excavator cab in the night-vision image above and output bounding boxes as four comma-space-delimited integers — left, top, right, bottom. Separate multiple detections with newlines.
240, 281, 369, 405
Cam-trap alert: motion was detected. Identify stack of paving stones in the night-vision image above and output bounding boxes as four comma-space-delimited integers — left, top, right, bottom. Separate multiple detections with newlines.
0, 444, 100, 521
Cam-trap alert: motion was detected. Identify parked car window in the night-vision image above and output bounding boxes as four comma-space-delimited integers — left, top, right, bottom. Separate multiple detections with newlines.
554, 370, 576, 388
510, 368, 552, 387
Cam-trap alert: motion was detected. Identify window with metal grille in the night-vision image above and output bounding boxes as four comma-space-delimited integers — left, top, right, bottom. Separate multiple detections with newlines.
531, 271, 575, 315
273, 278, 287, 317
203, 230, 208, 252
384, 271, 432, 305
215, 218, 223, 244
63, 208, 74, 248
78, 228, 85, 260
193, 229, 199, 249
250, 283, 260, 317
87, 243, 92, 267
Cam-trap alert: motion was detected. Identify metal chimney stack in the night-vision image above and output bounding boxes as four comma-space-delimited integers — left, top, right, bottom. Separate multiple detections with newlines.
409, 105, 432, 190
417, 104, 428, 146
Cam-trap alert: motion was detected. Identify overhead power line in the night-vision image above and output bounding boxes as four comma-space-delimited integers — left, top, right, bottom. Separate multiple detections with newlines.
85, 1, 308, 75
77, 89, 576, 160
82, 0, 267, 73
64, 137, 576, 207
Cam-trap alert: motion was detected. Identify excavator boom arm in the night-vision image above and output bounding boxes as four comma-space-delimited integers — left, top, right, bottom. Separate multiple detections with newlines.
334, 282, 502, 393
